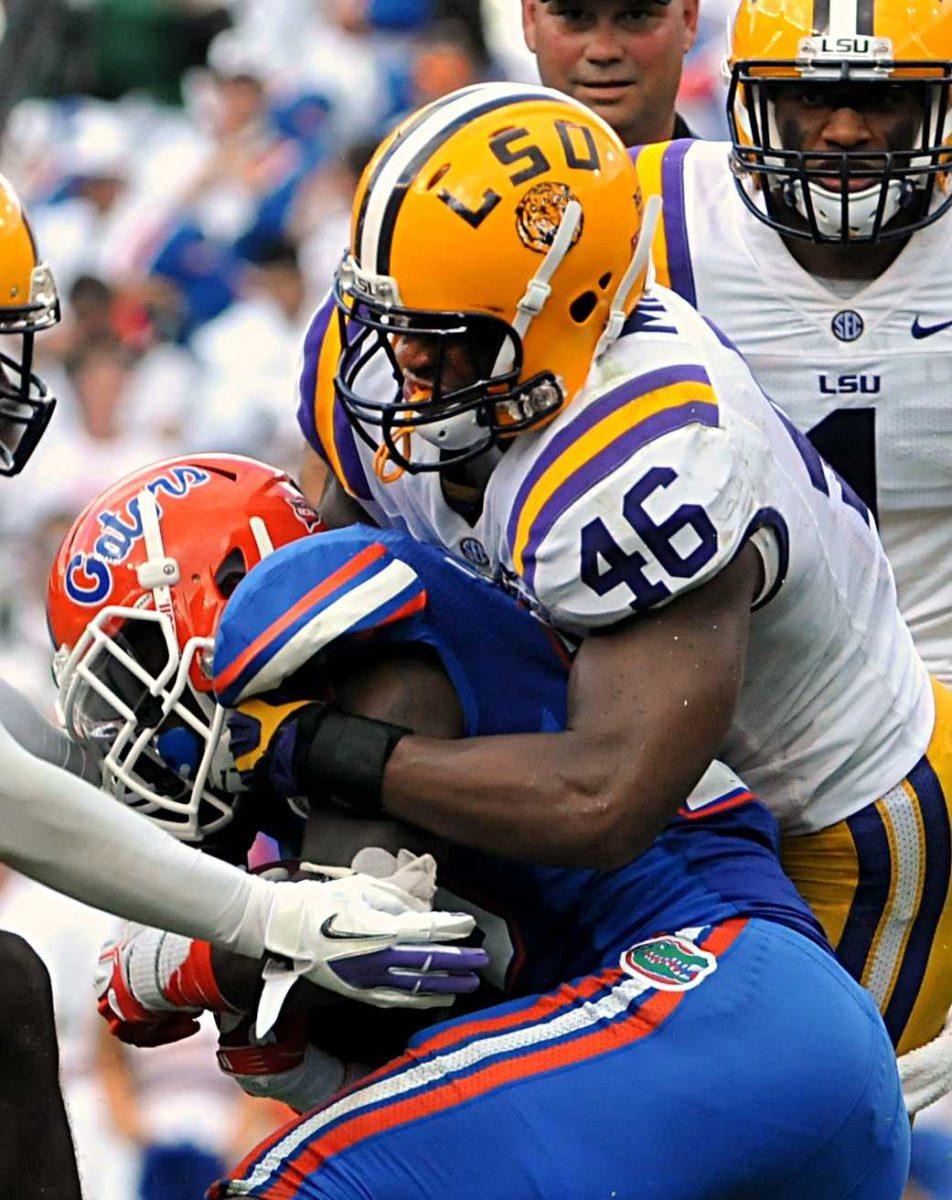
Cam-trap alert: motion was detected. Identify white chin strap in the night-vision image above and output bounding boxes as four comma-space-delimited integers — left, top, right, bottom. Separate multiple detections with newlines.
595, 194, 662, 359
415, 200, 585, 453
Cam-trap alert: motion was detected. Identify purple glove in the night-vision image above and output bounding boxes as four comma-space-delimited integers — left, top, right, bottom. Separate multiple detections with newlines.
226, 697, 318, 796
331, 944, 487, 996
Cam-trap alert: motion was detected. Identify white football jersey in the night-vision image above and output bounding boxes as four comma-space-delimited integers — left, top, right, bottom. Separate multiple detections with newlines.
298, 284, 934, 835
631, 138, 952, 686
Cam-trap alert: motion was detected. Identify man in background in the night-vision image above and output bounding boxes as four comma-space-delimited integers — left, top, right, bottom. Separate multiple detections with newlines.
522, 0, 698, 143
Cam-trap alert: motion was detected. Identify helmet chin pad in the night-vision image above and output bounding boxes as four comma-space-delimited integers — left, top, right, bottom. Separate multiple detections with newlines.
412, 406, 486, 453
783, 176, 914, 239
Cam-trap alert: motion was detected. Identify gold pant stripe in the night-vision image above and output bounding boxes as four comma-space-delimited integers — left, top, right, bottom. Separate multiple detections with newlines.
782, 677, 952, 1055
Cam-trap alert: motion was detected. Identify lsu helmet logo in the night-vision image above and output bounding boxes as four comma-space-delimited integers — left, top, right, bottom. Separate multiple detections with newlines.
515, 182, 584, 254
64, 466, 210, 606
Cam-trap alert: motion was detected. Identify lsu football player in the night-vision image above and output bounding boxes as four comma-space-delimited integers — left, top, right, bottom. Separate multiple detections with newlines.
278, 83, 952, 1077
49, 463, 909, 1198
0, 179, 481, 1193
630, 0, 952, 683
627, 0, 952, 1089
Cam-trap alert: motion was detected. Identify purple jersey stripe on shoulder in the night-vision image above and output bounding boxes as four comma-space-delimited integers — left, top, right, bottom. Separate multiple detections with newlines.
296, 294, 373, 501
506, 364, 711, 553
297, 294, 335, 457
522, 400, 719, 591
661, 141, 697, 309
332, 386, 373, 501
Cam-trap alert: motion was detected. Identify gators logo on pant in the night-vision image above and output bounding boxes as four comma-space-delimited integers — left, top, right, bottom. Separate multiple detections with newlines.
620, 934, 717, 991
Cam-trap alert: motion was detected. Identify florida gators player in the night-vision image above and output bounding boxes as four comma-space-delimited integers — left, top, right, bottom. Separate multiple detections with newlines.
278, 83, 952, 1083
49, 474, 909, 1197
42, 452, 484, 1010
0, 381, 480, 1200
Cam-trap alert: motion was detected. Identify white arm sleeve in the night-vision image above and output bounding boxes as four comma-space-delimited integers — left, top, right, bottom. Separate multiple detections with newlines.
0, 719, 273, 957
0, 677, 98, 782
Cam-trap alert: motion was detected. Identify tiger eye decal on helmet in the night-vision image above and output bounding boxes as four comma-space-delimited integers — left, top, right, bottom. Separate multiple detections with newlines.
726, 0, 952, 243
516, 183, 585, 254
334, 83, 655, 476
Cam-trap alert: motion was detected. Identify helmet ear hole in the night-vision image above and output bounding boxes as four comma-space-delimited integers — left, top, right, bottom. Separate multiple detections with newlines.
598, 272, 613, 290
214, 548, 248, 598
570, 290, 598, 324
426, 163, 451, 190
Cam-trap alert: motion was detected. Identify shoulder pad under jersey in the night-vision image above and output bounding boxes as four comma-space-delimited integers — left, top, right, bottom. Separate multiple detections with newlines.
506, 360, 761, 631
212, 526, 426, 707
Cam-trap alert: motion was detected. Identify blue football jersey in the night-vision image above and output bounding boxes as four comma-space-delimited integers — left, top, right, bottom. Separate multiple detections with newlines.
214, 524, 829, 992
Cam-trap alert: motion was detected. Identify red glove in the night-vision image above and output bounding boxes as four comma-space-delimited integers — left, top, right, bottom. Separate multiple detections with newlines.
216, 1011, 365, 1113
95, 923, 236, 1046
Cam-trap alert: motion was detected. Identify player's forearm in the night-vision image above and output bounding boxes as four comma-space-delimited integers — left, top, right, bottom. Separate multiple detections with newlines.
0, 722, 272, 957
0, 677, 98, 782
382, 728, 677, 868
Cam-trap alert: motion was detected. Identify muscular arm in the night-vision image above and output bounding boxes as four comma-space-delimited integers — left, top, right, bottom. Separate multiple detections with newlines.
381, 545, 761, 869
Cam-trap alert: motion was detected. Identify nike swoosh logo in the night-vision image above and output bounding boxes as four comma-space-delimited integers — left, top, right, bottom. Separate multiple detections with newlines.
911, 316, 952, 339
320, 915, 384, 941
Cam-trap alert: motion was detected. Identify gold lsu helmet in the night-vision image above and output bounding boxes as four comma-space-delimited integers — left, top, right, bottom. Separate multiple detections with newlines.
726, 0, 952, 243
0, 171, 59, 475
333, 83, 658, 476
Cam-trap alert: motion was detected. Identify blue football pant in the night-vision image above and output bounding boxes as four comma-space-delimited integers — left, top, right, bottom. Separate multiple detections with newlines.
215, 918, 909, 1200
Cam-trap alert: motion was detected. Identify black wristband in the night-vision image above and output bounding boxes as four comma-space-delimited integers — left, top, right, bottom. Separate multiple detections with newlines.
294, 705, 410, 815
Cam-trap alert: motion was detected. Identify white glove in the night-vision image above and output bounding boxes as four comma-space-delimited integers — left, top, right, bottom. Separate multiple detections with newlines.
350, 846, 438, 906
255, 866, 486, 1036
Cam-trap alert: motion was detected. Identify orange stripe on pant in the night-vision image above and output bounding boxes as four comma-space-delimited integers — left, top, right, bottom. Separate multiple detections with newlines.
258, 920, 748, 1199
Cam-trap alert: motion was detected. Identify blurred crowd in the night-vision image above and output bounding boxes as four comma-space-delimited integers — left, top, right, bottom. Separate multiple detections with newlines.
17, 3, 944, 1200
0, 0, 734, 713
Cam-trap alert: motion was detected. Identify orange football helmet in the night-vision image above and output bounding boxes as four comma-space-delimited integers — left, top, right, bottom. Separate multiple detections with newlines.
333, 83, 657, 475
0, 171, 59, 474
47, 454, 323, 842
726, 0, 952, 242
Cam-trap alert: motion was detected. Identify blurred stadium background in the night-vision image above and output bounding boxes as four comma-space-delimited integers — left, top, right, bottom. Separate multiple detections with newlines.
0, 2, 949, 1197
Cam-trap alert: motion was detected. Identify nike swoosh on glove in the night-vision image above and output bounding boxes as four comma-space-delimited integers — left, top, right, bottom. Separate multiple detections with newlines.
255, 870, 488, 1036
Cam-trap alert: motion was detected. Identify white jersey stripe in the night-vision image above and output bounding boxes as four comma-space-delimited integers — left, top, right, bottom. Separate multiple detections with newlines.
864, 783, 924, 1008
235, 559, 420, 701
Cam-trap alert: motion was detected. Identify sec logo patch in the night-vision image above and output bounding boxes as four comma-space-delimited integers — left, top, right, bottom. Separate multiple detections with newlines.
620, 935, 717, 991
459, 537, 490, 568
831, 310, 864, 342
